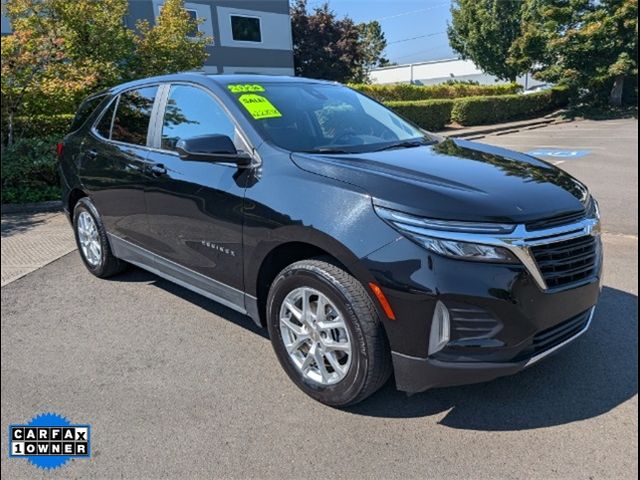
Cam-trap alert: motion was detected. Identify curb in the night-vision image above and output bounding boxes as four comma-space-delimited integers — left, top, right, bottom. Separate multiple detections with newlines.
444, 118, 556, 139
1, 249, 77, 288
1, 200, 63, 215
441, 112, 572, 140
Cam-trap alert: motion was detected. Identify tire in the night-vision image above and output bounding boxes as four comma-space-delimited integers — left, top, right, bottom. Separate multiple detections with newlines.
73, 197, 128, 278
267, 259, 391, 407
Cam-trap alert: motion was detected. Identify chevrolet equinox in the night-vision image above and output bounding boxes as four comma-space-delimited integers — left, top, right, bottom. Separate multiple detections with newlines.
59, 74, 603, 406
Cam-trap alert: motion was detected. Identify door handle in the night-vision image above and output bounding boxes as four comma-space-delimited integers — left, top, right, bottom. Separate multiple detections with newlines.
84, 149, 98, 160
148, 163, 167, 176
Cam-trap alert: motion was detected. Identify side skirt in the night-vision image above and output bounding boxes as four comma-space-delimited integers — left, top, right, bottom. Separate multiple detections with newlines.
107, 233, 262, 326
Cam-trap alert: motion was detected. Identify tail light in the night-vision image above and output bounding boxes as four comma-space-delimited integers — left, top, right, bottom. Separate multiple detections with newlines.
56, 142, 64, 158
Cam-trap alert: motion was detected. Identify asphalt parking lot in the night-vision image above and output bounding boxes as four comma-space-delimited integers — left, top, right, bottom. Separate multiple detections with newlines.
1, 118, 637, 479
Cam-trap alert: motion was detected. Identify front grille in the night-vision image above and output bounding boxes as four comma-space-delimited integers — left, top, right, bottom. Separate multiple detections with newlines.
531, 235, 599, 289
526, 211, 586, 231
531, 309, 591, 354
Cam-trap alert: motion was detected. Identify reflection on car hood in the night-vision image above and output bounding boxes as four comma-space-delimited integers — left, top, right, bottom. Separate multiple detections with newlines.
290, 138, 589, 224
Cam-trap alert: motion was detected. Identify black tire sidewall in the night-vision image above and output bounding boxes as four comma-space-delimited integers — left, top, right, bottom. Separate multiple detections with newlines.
72, 199, 110, 276
267, 264, 371, 407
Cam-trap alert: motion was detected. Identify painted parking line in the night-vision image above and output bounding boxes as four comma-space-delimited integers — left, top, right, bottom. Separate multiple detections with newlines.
527, 148, 591, 158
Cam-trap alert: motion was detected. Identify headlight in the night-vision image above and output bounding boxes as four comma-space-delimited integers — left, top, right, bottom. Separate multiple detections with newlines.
586, 195, 601, 220
418, 236, 518, 262
374, 206, 519, 263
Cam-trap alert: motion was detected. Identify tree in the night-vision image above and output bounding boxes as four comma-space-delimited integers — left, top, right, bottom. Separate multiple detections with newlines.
1, 31, 67, 145
1, 0, 210, 145
134, 0, 211, 78
510, 0, 638, 106
291, 0, 365, 82
1, 0, 127, 144
3, 0, 136, 93
449, 0, 638, 105
357, 21, 389, 79
448, 0, 527, 82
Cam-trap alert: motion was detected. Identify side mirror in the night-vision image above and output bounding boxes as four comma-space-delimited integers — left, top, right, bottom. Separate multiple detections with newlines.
175, 134, 252, 167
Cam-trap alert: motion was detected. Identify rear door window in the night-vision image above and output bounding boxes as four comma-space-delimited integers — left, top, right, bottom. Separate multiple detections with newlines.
111, 86, 158, 146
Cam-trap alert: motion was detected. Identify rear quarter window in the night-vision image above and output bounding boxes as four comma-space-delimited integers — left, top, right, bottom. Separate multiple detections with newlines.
95, 98, 117, 139
70, 94, 106, 132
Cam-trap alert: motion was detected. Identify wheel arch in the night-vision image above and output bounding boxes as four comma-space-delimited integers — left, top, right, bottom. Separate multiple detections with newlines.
250, 231, 377, 328
67, 188, 88, 220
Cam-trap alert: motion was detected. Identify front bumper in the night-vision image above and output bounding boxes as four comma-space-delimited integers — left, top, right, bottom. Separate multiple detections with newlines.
392, 307, 595, 392
363, 234, 603, 393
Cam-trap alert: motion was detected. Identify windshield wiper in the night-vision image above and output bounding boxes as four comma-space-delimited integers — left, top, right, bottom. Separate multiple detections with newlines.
371, 140, 431, 152
299, 139, 433, 155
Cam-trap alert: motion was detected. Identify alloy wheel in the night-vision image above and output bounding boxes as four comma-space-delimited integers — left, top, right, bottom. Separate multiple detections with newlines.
279, 287, 352, 385
77, 211, 102, 267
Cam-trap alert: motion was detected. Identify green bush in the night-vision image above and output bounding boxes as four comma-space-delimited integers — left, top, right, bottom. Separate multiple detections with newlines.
386, 99, 455, 131
384, 87, 569, 131
1, 184, 61, 204
350, 82, 522, 102
2, 114, 74, 143
1, 135, 61, 204
450, 87, 570, 126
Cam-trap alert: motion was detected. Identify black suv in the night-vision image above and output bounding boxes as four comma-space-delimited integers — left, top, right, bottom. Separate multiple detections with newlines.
59, 74, 602, 406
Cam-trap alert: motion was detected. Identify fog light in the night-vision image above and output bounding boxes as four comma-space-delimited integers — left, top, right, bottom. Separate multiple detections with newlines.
429, 301, 450, 355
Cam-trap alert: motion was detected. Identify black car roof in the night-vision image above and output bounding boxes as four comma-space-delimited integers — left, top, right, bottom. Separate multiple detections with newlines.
106, 72, 336, 95
208, 74, 336, 85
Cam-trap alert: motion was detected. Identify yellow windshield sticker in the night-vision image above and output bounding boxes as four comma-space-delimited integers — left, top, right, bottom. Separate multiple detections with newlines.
227, 84, 265, 93
238, 94, 282, 120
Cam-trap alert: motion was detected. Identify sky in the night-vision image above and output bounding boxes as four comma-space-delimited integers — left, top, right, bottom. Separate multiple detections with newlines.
304, 0, 457, 65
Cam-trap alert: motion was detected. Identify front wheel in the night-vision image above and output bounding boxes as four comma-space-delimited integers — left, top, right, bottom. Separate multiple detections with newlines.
267, 259, 391, 407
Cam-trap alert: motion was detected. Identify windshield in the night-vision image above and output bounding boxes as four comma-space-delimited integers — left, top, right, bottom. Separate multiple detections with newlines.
224, 82, 437, 153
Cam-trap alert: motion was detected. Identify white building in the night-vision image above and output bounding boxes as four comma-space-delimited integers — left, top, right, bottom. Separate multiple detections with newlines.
370, 58, 543, 89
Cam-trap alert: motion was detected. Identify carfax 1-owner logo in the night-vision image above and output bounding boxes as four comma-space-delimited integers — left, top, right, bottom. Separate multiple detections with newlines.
8, 413, 91, 470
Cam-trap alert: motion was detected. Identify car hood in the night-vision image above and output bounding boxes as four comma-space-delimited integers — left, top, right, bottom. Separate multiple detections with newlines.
290, 138, 589, 224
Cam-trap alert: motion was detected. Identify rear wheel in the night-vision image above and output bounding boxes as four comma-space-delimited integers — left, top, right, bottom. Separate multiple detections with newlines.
73, 197, 128, 278
267, 259, 391, 407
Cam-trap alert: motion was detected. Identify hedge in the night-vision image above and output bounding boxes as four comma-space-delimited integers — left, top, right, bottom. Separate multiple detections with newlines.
450, 87, 570, 126
384, 87, 569, 131
351, 82, 522, 102
385, 99, 455, 131
2, 114, 74, 143
1, 135, 61, 204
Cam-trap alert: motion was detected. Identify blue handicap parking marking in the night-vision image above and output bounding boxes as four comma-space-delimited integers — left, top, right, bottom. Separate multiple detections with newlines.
527, 148, 591, 158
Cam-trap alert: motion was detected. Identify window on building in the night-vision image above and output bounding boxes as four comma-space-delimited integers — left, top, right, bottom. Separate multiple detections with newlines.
185, 9, 198, 38
230, 15, 261, 42
161, 85, 236, 152
111, 86, 158, 146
